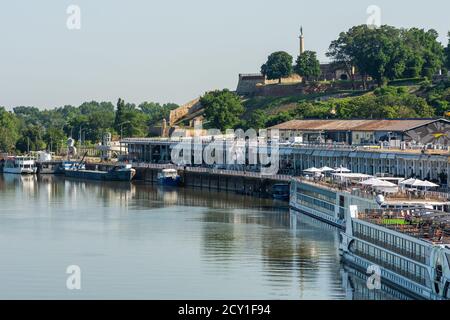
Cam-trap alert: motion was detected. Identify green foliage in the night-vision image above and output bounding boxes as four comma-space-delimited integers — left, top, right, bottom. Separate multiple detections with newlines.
115, 98, 149, 137
15, 124, 46, 153
388, 77, 427, 86
138, 102, 178, 126
265, 112, 294, 127
327, 25, 445, 87
422, 81, 450, 116
327, 88, 435, 119
261, 51, 293, 83
201, 89, 244, 131
2, 98, 175, 154
295, 101, 333, 118
244, 110, 268, 130
294, 51, 321, 80
0, 107, 20, 153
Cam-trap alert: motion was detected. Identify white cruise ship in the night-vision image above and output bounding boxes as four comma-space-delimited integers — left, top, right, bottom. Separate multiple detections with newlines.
340, 207, 450, 300
290, 177, 450, 229
3, 156, 37, 174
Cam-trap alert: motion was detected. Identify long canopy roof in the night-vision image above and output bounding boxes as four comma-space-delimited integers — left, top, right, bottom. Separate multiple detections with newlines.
268, 119, 445, 132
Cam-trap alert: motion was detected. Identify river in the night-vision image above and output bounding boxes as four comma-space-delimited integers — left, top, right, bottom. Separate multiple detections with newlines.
0, 174, 404, 299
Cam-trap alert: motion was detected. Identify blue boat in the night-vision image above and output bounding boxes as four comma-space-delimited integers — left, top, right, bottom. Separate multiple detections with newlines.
157, 169, 181, 186
271, 183, 290, 200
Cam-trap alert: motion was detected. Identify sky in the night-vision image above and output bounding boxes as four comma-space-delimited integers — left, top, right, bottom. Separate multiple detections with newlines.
1, 0, 449, 109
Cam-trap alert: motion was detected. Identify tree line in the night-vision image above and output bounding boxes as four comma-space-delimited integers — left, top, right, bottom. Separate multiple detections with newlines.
261, 25, 450, 87
0, 100, 178, 154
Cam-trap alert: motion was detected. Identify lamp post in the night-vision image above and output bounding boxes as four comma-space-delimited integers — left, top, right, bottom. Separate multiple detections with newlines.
119, 121, 130, 156
80, 128, 91, 155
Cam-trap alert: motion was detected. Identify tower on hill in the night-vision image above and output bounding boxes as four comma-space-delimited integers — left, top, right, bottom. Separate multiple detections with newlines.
299, 26, 305, 55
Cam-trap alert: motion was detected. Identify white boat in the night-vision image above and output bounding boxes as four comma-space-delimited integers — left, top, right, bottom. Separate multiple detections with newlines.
157, 169, 181, 186
3, 156, 37, 174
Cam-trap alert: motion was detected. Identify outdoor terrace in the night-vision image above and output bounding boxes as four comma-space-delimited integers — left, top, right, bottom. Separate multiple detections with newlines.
358, 208, 450, 245
295, 175, 450, 203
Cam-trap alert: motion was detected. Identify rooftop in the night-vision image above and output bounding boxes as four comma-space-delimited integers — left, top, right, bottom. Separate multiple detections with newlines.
268, 118, 448, 132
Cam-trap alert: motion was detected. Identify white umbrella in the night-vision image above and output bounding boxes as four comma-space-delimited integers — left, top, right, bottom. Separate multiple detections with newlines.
303, 167, 322, 173
361, 178, 398, 193
319, 166, 335, 172
399, 178, 439, 191
360, 178, 397, 187
334, 166, 351, 173
400, 178, 419, 186
420, 180, 439, 188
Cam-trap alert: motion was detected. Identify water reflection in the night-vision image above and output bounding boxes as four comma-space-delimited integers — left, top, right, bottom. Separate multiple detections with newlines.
0, 175, 408, 299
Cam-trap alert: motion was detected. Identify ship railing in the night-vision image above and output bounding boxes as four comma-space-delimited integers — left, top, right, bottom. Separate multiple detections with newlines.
354, 231, 426, 264
353, 249, 426, 286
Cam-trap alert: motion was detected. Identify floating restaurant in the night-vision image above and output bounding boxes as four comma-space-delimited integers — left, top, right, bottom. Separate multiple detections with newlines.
340, 207, 450, 300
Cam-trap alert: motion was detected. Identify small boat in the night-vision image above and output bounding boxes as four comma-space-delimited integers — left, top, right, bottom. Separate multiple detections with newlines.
64, 163, 136, 181
36, 151, 63, 174
157, 169, 181, 186
2, 156, 37, 174
271, 183, 290, 200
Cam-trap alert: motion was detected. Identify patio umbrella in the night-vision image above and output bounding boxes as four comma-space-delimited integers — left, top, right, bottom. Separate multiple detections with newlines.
419, 180, 439, 188
360, 178, 397, 187
399, 178, 419, 186
334, 166, 351, 173
319, 166, 335, 172
303, 167, 322, 173
360, 178, 398, 193
399, 178, 439, 191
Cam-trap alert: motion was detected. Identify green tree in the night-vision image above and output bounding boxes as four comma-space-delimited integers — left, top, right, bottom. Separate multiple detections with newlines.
139, 102, 178, 126
266, 112, 294, 127
261, 51, 293, 84
245, 109, 268, 130
0, 107, 20, 153
43, 127, 67, 153
327, 31, 359, 88
201, 89, 244, 131
294, 51, 321, 81
16, 124, 46, 153
115, 98, 149, 137
327, 25, 445, 87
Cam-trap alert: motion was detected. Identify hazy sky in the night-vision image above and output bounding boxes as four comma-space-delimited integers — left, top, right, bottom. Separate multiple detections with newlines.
1, 0, 449, 109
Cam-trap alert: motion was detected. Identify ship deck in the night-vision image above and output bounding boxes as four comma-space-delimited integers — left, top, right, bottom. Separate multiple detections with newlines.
295, 177, 450, 204
358, 208, 450, 245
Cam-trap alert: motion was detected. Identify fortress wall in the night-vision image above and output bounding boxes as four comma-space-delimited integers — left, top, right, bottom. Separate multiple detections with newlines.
169, 98, 202, 126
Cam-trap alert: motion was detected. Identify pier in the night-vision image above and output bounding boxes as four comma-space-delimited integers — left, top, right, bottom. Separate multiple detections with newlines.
85, 162, 290, 197
134, 163, 290, 197
123, 137, 450, 189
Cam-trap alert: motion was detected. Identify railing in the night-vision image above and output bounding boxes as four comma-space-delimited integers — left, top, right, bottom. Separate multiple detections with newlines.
129, 162, 291, 181
354, 231, 426, 264
353, 249, 426, 286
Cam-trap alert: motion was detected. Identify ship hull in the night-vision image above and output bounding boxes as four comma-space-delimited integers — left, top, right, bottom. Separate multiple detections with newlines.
158, 176, 181, 186
65, 169, 135, 181
3, 167, 37, 174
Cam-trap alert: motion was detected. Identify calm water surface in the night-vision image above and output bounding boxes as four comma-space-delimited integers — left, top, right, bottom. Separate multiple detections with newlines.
0, 174, 402, 299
